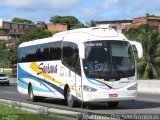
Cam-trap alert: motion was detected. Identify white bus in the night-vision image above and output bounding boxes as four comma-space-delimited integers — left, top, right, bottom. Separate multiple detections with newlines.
17, 27, 143, 108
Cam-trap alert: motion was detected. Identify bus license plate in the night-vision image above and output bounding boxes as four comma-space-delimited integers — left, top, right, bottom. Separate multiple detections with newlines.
109, 94, 118, 98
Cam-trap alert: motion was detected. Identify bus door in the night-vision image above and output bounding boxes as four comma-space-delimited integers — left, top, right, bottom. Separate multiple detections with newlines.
75, 42, 85, 100
74, 58, 82, 99
62, 41, 82, 99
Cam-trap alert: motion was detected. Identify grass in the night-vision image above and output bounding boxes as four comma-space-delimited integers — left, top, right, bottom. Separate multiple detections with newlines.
4, 71, 13, 76
0, 104, 59, 120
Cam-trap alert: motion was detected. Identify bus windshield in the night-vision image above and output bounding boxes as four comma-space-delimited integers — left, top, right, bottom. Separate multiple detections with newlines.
82, 40, 135, 80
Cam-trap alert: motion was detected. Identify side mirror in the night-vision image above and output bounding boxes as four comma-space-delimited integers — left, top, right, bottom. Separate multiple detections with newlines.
129, 41, 143, 58
78, 43, 85, 59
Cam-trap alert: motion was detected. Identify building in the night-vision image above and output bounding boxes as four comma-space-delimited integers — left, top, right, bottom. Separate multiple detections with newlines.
0, 19, 70, 39
46, 23, 68, 31
95, 14, 160, 32
0, 19, 37, 49
0, 19, 36, 39
95, 19, 133, 32
126, 15, 160, 31
36, 21, 47, 30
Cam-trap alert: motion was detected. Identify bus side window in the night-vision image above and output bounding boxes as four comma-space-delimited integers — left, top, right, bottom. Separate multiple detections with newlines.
18, 41, 62, 63
62, 42, 81, 75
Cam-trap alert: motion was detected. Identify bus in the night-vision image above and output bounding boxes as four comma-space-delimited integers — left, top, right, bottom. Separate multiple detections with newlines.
17, 27, 143, 108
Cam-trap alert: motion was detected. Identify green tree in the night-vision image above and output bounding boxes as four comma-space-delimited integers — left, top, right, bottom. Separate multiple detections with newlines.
125, 25, 160, 79
12, 17, 34, 24
9, 29, 52, 66
8, 48, 17, 66
50, 16, 79, 25
89, 20, 96, 27
0, 41, 9, 68
51, 31, 61, 35
71, 23, 85, 29
50, 15, 85, 29
0, 30, 8, 36
18, 29, 52, 44
49, 15, 61, 24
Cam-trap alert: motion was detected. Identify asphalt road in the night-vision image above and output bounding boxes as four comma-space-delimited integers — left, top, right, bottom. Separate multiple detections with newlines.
0, 83, 160, 116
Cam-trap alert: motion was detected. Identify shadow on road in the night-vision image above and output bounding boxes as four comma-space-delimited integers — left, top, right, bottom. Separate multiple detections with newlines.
29, 98, 160, 111
77, 100, 160, 110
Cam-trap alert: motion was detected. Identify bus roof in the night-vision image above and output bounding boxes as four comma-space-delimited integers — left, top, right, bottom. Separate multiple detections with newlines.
19, 27, 127, 48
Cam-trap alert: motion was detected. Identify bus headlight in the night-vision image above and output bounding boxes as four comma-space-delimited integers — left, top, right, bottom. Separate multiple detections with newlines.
127, 83, 137, 90
83, 85, 97, 92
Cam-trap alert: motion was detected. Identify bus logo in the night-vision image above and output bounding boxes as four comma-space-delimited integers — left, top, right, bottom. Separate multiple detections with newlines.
37, 63, 57, 75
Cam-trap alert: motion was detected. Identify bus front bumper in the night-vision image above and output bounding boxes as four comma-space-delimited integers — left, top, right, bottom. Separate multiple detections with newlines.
82, 90, 137, 102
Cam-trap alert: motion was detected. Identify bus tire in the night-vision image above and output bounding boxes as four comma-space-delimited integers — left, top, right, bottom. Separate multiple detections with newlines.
29, 84, 38, 102
108, 101, 119, 108
66, 88, 76, 107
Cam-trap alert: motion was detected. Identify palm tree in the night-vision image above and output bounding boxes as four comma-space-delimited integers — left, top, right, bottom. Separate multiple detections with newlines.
125, 25, 160, 79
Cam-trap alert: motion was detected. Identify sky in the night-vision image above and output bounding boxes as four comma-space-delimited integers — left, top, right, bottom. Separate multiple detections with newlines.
0, 0, 160, 24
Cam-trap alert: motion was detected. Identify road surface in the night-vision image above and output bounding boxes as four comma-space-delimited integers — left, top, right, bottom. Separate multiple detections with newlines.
0, 83, 160, 116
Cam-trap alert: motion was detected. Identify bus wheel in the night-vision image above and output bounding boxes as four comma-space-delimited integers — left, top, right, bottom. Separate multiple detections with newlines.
29, 85, 38, 102
108, 102, 119, 108
66, 88, 75, 107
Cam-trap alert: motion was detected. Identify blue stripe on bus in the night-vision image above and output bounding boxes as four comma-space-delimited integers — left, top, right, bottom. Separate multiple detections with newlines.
18, 78, 56, 93
18, 78, 28, 89
18, 78, 28, 85
31, 76, 56, 95
18, 64, 64, 95
87, 78, 113, 89
32, 85, 52, 93
39, 78, 64, 95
